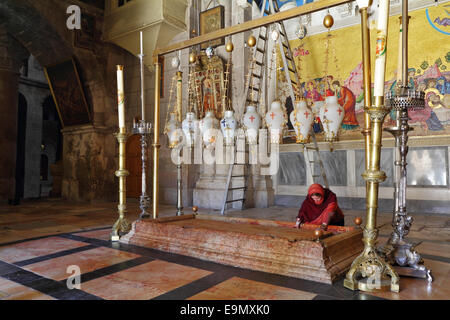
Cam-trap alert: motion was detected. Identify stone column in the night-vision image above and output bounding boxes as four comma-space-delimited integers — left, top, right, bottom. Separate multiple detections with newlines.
0, 29, 29, 202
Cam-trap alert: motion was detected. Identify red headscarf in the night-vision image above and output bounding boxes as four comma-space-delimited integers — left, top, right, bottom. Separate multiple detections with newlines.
297, 184, 344, 224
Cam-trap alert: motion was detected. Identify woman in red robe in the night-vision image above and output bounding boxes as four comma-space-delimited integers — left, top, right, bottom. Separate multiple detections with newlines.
332, 80, 359, 130
295, 184, 345, 229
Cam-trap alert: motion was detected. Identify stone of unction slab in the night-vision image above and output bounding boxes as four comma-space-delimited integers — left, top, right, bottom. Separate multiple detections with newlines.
120, 214, 363, 284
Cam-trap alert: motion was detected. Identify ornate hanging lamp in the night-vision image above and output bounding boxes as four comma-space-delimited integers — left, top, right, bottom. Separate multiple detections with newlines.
242, 34, 261, 145
182, 56, 200, 147
220, 38, 238, 146
319, 12, 344, 143
265, 31, 287, 144
164, 75, 183, 149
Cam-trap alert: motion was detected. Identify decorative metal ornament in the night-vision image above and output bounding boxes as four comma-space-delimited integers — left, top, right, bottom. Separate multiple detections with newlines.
271, 29, 280, 41
247, 35, 256, 47
323, 14, 334, 29
319, 95, 344, 142
171, 56, 180, 69
225, 41, 234, 52
290, 99, 313, 144
296, 24, 307, 40
189, 52, 197, 64
265, 100, 286, 144
205, 46, 215, 59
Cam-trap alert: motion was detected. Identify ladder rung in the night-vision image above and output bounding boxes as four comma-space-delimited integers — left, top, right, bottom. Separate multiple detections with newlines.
232, 175, 246, 178
256, 47, 265, 54
249, 86, 260, 92
229, 187, 246, 190
226, 199, 245, 203
259, 35, 267, 41
288, 67, 295, 73
282, 43, 289, 50
252, 73, 261, 79
290, 80, 297, 85
246, 99, 258, 104
264, 9, 270, 15
255, 61, 264, 67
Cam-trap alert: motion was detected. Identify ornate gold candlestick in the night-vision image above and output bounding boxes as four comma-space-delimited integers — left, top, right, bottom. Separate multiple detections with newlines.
344, 0, 399, 293
111, 127, 131, 241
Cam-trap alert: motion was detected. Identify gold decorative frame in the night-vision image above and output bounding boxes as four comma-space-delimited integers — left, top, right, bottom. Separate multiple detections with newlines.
44, 58, 92, 127
200, 5, 225, 49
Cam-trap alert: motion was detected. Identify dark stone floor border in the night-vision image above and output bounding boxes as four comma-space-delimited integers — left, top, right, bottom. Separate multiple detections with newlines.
14, 245, 98, 267
0, 260, 102, 300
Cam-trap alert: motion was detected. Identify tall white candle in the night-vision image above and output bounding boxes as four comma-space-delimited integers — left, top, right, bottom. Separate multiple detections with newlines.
117, 65, 125, 128
374, 0, 390, 97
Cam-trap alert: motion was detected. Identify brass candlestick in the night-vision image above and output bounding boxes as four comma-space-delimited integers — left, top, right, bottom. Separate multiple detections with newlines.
111, 127, 131, 241
344, 0, 400, 293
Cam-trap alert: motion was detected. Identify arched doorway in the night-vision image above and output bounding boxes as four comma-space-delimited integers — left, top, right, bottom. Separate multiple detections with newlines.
12, 93, 27, 204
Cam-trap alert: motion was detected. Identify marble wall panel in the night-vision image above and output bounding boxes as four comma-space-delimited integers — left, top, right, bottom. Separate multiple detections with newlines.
313, 150, 347, 186
407, 147, 448, 187
356, 149, 393, 187
277, 152, 307, 186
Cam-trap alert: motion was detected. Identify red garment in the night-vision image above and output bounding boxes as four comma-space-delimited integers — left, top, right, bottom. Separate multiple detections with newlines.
297, 184, 344, 225
337, 86, 358, 126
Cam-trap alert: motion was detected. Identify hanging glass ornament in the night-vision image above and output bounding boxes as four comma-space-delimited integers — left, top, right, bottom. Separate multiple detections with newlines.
205, 46, 214, 59
271, 29, 280, 41
290, 99, 313, 144
171, 56, 180, 69
296, 24, 307, 40
220, 110, 237, 146
166, 112, 183, 148
199, 110, 220, 148
182, 112, 200, 147
242, 105, 261, 145
319, 95, 344, 142
265, 100, 286, 144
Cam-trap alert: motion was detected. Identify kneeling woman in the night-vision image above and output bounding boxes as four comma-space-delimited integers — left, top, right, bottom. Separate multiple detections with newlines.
295, 184, 344, 229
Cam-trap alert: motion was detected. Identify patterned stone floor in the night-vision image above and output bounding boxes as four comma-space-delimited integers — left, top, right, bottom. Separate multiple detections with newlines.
0, 199, 448, 300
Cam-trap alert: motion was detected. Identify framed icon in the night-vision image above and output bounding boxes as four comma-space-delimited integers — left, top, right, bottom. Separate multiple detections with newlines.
199, 5, 225, 49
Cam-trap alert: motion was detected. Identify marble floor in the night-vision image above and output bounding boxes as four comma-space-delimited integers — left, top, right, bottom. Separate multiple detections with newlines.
0, 199, 448, 300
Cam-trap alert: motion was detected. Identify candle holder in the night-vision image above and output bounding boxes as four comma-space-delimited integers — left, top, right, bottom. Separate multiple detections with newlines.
379, 86, 432, 282
111, 128, 131, 241
132, 120, 153, 219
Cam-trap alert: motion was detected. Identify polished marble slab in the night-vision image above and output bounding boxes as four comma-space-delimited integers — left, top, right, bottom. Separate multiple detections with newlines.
81, 260, 212, 300
278, 152, 307, 186
314, 150, 347, 186
188, 276, 316, 300
0, 277, 55, 300
0, 236, 90, 263
407, 147, 448, 187
23, 247, 140, 281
